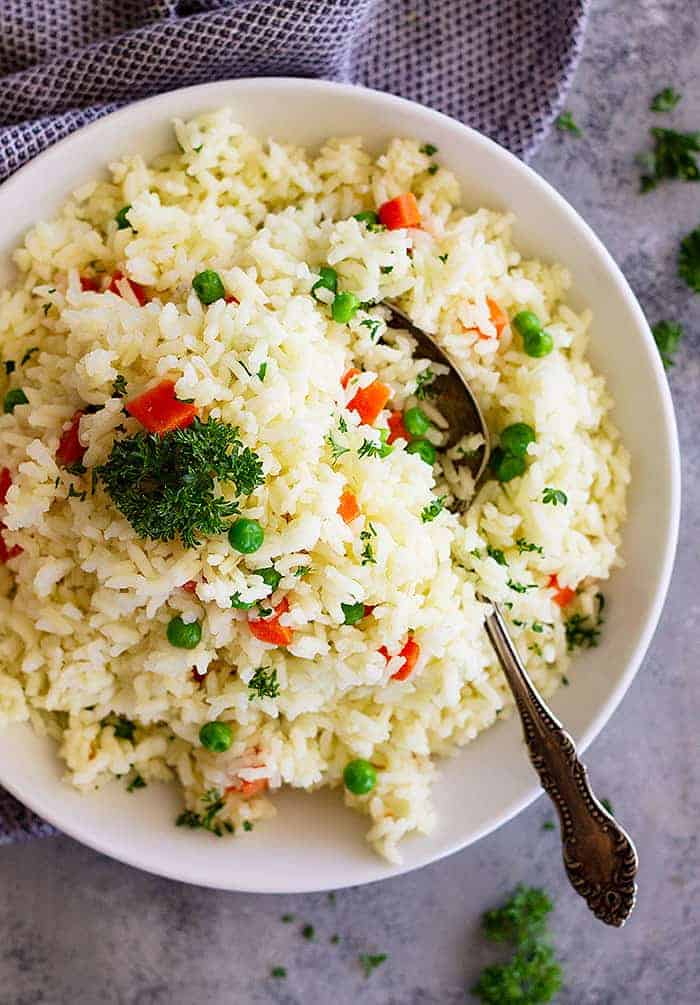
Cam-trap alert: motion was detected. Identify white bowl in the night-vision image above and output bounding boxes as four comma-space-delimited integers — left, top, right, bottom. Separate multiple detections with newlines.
0, 78, 680, 893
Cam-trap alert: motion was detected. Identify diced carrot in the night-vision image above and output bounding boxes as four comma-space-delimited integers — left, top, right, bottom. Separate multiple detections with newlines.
239, 778, 268, 798
0, 468, 12, 505
338, 490, 360, 524
341, 367, 361, 389
378, 193, 421, 230
0, 523, 22, 563
56, 411, 86, 468
348, 380, 391, 426
387, 410, 410, 444
486, 298, 509, 338
126, 380, 197, 435
181, 580, 198, 593
79, 276, 100, 292
378, 637, 421, 680
107, 270, 148, 306
548, 574, 576, 608
249, 597, 293, 646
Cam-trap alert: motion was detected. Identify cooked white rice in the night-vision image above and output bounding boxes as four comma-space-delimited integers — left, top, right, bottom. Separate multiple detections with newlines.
0, 110, 629, 861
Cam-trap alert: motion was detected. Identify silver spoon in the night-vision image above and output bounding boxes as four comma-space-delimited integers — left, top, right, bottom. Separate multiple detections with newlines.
385, 303, 638, 927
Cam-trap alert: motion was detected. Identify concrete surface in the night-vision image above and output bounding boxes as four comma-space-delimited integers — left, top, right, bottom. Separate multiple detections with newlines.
0, 1, 698, 1002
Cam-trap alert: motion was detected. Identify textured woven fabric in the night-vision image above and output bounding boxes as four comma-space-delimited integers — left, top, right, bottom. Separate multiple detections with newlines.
0, 0, 588, 840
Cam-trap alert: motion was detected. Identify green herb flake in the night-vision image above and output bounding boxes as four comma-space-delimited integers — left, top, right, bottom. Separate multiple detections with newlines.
420, 143, 438, 156
650, 87, 682, 113
438, 253, 449, 263
101, 715, 136, 741
421, 495, 446, 523
20, 347, 39, 365
326, 431, 350, 465
482, 885, 554, 946
67, 483, 87, 502
516, 538, 544, 555
678, 225, 700, 292
487, 545, 507, 566
507, 579, 536, 594
294, 565, 311, 578
257, 362, 267, 381
112, 374, 128, 398
565, 593, 605, 652
270, 966, 286, 979
601, 798, 615, 816
380, 265, 394, 275
639, 128, 700, 192
651, 320, 684, 368
302, 924, 315, 941
472, 941, 562, 1004
541, 487, 568, 506
126, 773, 146, 793
555, 111, 582, 136
242, 820, 253, 831
360, 318, 382, 341
281, 913, 295, 923
248, 666, 280, 701
415, 367, 438, 399
359, 953, 387, 977
427, 163, 438, 175
96, 418, 264, 549
542, 820, 555, 831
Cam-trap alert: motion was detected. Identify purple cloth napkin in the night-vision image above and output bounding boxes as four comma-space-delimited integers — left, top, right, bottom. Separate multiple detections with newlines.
0, 0, 588, 841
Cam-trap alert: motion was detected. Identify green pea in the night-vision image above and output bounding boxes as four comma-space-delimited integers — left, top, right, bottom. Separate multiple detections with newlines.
3, 388, 28, 414
403, 406, 431, 437
228, 518, 264, 554
353, 211, 380, 228
331, 291, 360, 324
341, 602, 365, 625
343, 758, 377, 795
311, 266, 338, 300
494, 450, 526, 483
406, 438, 437, 465
166, 616, 202, 649
230, 592, 256, 610
199, 721, 233, 753
115, 205, 132, 230
512, 311, 542, 339
523, 328, 554, 358
257, 566, 282, 592
192, 269, 226, 305
499, 422, 536, 458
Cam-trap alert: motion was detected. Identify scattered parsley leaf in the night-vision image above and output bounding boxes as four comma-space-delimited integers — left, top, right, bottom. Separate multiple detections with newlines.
270, 966, 286, 979
421, 495, 446, 523
96, 418, 263, 548
516, 538, 544, 555
601, 798, 615, 816
192, 144, 203, 154
487, 545, 508, 566
359, 953, 387, 977
64, 461, 87, 476
257, 362, 267, 381
380, 265, 394, 274
360, 524, 377, 565
472, 942, 562, 1004
302, 924, 315, 941
427, 163, 438, 175
175, 790, 230, 836
650, 87, 682, 113
67, 483, 87, 502
415, 368, 438, 399
542, 820, 555, 831
507, 579, 536, 594
42, 303, 51, 316
360, 318, 382, 341
651, 320, 684, 368
126, 773, 146, 793
555, 111, 582, 136
101, 715, 135, 741
678, 225, 700, 292
420, 143, 438, 156
358, 437, 383, 458
483, 886, 554, 945
294, 565, 311, 578
541, 487, 567, 506
20, 347, 39, 365
112, 374, 128, 398
242, 820, 254, 831
338, 415, 348, 433
639, 128, 700, 192
326, 432, 350, 465
565, 593, 605, 651
438, 253, 449, 263
248, 666, 280, 701
281, 913, 295, 923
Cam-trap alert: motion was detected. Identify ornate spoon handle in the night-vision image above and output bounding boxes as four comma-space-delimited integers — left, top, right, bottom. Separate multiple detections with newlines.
483, 602, 638, 926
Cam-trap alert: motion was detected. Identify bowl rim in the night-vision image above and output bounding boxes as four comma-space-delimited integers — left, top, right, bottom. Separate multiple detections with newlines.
0, 76, 681, 892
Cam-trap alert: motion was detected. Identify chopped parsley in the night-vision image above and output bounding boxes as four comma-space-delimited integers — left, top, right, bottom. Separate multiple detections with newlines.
541, 487, 567, 506
421, 495, 446, 523
380, 265, 394, 274
175, 789, 232, 837
360, 318, 382, 341
270, 966, 286, 979
358, 437, 383, 458
64, 461, 87, 476
112, 374, 128, 397
101, 715, 135, 741
650, 87, 682, 113
651, 320, 684, 368
243, 820, 254, 831
359, 953, 387, 977
473, 886, 562, 1005
678, 225, 700, 292
67, 483, 87, 502
542, 820, 555, 831
516, 538, 544, 555
565, 593, 605, 651
326, 432, 350, 464
555, 111, 582, 136
420, 143, 438, 156
487, 545, 507, 566
42, 304, 51, 316
427, 163, 438, 175
415, 367, 438, 399
281, 913, 295, 923
294, 565, 311, 578
248, 666, 280, 701
257, 362, 267, 381
126, 773, 146, 793
302, 924, 315, 941
507, 579, 536, 594
20, 347, 39, 365
438, 253, 449, 263
360, 524, 377, 565
96, 418, 263, 548
337, 415, 348, 433
601, 798, 615, 816
639, 128, 700, 192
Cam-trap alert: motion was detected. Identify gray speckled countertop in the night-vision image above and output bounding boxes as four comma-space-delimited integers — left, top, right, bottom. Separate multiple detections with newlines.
1, 2, 698, 1003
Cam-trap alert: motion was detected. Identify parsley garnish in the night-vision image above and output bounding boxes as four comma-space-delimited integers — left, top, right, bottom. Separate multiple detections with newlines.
650, 87, 682, 113
20, 347, 39, 365
555, 111, 582, 136
126, 773, 146, 793
248, 666, 280, 701
438, 253, 449, 263
415, 368, 438, 399
102, 715, 135, 741
487, 545, 507, 566
565, 593, 605, 651
420, 143, 438, 156
542, 820, 555, 831
281, 913, 295, 923
516, 538, 544, 555
302, 924, 315, 940
380, 265, 394, 274
360, 524, 377, 565
507, 579, 536, 594
175, 789, 231, 837
96, 418, 263, 548
294, 565, 311, 578
427, 164, 438, 175
421, 495, 446, 523
639, 128, 700, 192
679, 225, 700, 292
243, 820, 253, 831
473, 886, 562, 1004
357, 437, 382, 458
359, 953, 387, 977
270, 966, 286, 979
601, 798, 615, 816
257, 362, 267, 381
112, 374, 128, 397
67, 483, 87, 502
651, 320, 684, 368
541, 487, 567, 506
360, 318, 382, 341
326, 432, 349, 465
64, 461, 87, 476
